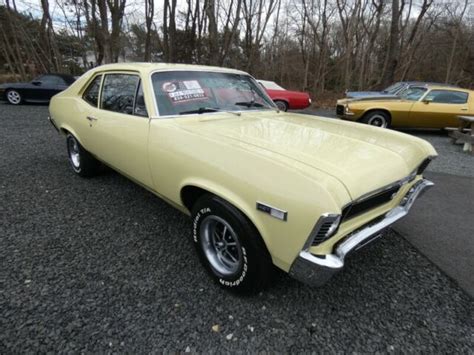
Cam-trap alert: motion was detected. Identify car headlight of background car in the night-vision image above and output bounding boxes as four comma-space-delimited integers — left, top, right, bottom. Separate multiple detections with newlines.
344, 104, 354, 115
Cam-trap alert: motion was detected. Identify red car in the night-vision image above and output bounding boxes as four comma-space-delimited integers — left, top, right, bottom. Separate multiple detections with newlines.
258, 80, 312, 111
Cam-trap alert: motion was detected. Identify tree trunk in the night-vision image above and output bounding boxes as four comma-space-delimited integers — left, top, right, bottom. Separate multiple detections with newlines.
381, 0, 400, 86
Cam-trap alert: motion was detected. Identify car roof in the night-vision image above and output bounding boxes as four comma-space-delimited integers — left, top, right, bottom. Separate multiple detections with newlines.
402, 81, 458, 87
89, 62, 249, 76
408, 84, 472, 92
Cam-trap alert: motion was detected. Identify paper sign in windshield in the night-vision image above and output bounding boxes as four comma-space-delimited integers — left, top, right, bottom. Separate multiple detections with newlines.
164, 80, 208, 104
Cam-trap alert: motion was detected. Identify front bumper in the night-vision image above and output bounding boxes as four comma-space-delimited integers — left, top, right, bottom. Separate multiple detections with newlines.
289, 178, 433, 287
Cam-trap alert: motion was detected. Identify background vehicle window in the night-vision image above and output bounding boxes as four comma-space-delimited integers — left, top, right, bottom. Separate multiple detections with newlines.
400, 87, 427, 101
424, 90, 468, 104
101, 74, 139, 114
134, 81, 148, 117
82, 75, 102, 107
37, 75, 60, 85
383, 82, 403, 94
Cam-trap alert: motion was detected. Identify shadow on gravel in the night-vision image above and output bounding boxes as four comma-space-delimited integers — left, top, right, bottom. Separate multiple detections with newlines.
1, 104, 472, 353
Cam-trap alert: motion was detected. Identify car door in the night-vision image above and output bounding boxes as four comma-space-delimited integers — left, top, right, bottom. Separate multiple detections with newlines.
28, 75, 62, 101
386, 87, 427, 127
409, 89, 470, 128
85, 72, 153, 187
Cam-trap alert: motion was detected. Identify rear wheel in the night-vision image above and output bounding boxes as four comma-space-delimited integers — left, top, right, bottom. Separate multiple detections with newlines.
274, 100, 288, 112
6, 89, 22, 105
191, 194, 273, 294
66, 133, 100, 177
361, 110, 391, 128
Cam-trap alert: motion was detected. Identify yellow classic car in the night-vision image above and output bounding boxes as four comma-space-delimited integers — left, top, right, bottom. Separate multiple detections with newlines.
336, 85, 474, 128
49, 63, 437, 294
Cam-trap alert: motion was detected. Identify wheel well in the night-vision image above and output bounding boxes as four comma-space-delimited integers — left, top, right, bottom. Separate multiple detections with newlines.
181, 186, 210, 212
359, 109, 391, 122
180, 185, 272, 259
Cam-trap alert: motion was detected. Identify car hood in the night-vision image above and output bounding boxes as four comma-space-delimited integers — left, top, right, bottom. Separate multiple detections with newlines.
338, 96, 400, 105
176, 112, 436, 200
346, 91, 390, 98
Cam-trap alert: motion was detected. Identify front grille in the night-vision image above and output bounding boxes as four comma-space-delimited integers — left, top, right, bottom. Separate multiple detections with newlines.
312, 220, 336, 246
336, 104, 344, 115
417, 158, 431, 175
342, 184, 401, 222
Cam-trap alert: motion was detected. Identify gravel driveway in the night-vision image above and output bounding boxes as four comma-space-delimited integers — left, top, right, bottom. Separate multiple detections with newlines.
1, 104, 472, 352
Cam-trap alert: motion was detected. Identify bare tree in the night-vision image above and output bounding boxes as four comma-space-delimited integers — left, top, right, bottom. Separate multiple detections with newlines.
144, 0, 154, 61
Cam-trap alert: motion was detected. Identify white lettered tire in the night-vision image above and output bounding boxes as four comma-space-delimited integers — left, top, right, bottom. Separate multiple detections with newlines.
66, 133, 100, 177
191, 194, 273, 294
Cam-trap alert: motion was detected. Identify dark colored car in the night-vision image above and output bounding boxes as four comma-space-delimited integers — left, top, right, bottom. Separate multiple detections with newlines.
257, 80, 312, 111
346, 81, 458, 99
0, 74, 76, 105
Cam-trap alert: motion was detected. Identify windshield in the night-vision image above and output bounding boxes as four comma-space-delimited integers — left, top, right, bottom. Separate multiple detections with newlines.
383, 82, 404, 94
400, 87, 428, 101
151, 71, 276, 116
259, 80, 285, 90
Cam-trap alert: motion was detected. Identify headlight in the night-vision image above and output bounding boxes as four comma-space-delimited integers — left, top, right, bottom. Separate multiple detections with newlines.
308, 214, 341, 247
345, 105, 354, 115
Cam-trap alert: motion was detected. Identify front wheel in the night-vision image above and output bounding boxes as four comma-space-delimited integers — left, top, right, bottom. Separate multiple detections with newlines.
361, 110, 391, 128
191, 195, 273, 294
6, 89, 22, 105
274, 100, 288, 112
66, 133, 100, 177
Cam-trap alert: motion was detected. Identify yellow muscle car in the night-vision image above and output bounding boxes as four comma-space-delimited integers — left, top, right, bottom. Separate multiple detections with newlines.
48, 63, 437, 294
336, 85, 473, 128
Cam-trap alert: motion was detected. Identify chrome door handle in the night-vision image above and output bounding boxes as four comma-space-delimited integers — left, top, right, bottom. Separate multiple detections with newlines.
461, 108, 468, 111
86, 116, 98, 121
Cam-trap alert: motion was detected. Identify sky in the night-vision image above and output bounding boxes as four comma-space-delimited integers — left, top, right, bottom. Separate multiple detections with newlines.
7, 0, 474, 34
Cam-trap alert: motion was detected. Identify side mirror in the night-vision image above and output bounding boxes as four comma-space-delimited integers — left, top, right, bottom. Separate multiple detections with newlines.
31, 81, 42, 86
422, 97, 432, 104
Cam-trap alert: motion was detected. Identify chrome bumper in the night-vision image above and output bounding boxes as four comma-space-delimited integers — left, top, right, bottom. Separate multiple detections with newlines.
289, 179, 434, 287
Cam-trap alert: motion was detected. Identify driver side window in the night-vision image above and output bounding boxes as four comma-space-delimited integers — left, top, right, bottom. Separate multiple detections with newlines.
101, 74, 140, 115
424, 90, 468, 104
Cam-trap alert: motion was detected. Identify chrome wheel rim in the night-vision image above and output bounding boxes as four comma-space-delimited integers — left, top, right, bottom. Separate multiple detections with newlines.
200, 215, 243, 276
275, 101, 287, 111
7, 90, 21, 104
67, 137, 81, 170
367, 114, 387, 128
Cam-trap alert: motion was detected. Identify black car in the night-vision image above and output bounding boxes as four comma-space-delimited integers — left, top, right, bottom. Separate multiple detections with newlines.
0, 73, 76, 105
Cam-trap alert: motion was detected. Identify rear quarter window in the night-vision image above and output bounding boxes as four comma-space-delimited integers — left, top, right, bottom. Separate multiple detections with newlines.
82, 75, 102, 107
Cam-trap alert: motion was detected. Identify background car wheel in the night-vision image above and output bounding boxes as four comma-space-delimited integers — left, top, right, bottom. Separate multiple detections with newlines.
66, 133, 100, 177
191, 194, 273, 294
361, 110, 391, 128
6, 90, 22, 105
274, 100, 288, 112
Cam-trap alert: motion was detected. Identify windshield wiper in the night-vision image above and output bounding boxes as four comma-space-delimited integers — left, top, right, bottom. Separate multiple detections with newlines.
180, 107, 219, 115
179, 107, 241, 116
234, 101, 265, 108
